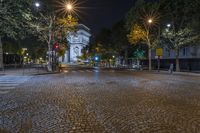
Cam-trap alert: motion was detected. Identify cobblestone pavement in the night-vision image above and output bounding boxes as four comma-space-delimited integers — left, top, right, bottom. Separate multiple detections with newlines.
0, 70, 200, 133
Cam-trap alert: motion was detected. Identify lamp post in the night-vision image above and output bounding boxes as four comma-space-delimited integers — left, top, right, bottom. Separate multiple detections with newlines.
34, 1, 54, 71
35, 2, 40, 8
35, 2, 40, 12
65, 3, 73, 63
146, 18, 153, 71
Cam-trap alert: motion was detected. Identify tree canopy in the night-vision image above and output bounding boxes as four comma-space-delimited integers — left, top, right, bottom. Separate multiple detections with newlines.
126, 0, 200, 71
0, 0, 34, 39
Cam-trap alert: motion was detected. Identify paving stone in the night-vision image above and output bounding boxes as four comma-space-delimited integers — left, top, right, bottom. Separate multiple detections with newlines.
0, 71, 200, 132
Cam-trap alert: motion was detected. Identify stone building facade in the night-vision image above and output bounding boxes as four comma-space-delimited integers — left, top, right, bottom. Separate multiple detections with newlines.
59, 24, 91, 64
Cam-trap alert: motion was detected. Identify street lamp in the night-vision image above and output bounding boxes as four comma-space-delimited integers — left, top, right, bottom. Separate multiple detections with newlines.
66, 3, 73, 11
167, 24, 171, 28
148, 19, 153, 24
35, 2, 40, 8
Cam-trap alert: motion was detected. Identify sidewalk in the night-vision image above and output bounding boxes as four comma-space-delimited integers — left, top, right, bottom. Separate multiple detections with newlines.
0, 68, 59, 76
151, 70, 200, 77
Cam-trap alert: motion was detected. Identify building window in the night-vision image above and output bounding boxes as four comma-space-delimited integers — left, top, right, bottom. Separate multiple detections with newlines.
166, 48, 170, 57
191, 46, 197, 56
182, 47, 187, 56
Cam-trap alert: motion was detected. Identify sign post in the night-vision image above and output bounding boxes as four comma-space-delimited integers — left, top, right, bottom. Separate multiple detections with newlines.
156, 48, 163, 72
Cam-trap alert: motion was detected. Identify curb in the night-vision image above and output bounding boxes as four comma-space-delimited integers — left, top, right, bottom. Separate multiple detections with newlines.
151, 70, 200, 77
0, 72, 60, 76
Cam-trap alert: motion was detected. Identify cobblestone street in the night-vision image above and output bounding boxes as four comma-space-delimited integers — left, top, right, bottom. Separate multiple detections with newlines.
1, 70, 200, 133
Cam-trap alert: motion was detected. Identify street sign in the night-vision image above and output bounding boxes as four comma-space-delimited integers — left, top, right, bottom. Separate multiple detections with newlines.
155, 49, 163, 72
156, 48, 163, 56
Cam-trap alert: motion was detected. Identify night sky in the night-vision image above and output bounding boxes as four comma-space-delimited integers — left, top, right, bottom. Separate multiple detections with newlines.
78, 0, 135, 34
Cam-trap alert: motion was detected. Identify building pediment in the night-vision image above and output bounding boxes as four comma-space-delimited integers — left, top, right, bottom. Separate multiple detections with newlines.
67, 24, 91, 45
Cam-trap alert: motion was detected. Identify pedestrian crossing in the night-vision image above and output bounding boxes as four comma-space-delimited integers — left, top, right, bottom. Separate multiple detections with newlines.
0, 76, 32, 94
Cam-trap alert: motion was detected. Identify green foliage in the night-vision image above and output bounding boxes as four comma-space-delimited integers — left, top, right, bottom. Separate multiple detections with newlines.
32, 12, 78, 44
111, 20, 130, 54
57, 44, 67, 57
126, 0, 200, 71
126, 0, 160, 31
126, 0, 161, 48
125, 0, 145, 31
0, 0, 34, 38
32, 46, 46, 59
2, 40, 20, 54
90, 20, 131, 61
78, 46, 90, 60
162, 28, 200, 49
17, 48, 25, 56
160, 0, 200, 48
128, 24, 147, 45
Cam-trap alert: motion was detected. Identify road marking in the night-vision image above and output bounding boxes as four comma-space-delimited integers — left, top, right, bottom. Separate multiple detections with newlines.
0, 76, 32, 94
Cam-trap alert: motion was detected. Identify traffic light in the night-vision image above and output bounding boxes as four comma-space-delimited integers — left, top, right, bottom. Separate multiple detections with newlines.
53, 43, 59, 50
94, 55, 100, 62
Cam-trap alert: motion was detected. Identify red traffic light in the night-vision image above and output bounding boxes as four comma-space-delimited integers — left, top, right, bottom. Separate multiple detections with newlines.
53, 43, 59, 50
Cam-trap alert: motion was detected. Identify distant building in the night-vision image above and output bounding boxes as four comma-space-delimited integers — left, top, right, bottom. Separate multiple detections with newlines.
150, 45, 200, 71
59, 24, 91, 64
152, 45, 200, 59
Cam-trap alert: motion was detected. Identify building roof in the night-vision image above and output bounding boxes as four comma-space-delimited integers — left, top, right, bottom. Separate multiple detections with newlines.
77, 24, 90, 33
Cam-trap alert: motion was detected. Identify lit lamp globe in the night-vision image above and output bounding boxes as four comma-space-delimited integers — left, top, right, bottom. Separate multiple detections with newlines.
35, 2, 40, 7
148, 19, 153, 24
167, 24, 171, 28
66, 4, 73, 11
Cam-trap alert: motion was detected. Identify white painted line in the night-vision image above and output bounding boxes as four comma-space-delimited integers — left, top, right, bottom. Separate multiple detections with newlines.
0, 87, 16, 90
0, 91, 10, 94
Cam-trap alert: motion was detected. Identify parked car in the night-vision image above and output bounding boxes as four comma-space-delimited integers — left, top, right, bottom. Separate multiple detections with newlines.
132, 64, 142, 70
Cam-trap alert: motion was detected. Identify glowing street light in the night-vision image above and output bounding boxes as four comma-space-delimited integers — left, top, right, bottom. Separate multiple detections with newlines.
148, 19, 153, 24
167, 24, 171, 28
35, 2, 40, 8
66, 3, 73, 11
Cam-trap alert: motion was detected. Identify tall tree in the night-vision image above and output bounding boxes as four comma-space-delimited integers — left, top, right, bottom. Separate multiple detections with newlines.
31, 7, 78, 71
126, 0, 160, 70
160, 0, 200, 71
92, 28, 113, 59
111, 20, 130, 63
0, 0, 34, 69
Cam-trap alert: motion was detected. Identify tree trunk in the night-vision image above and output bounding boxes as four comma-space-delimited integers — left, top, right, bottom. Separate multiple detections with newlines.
148, 48, 152, 71
0, 36, 3, 70
175, 48, 180, 72
47, 19, 53, 72
124, 47, 128, 65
